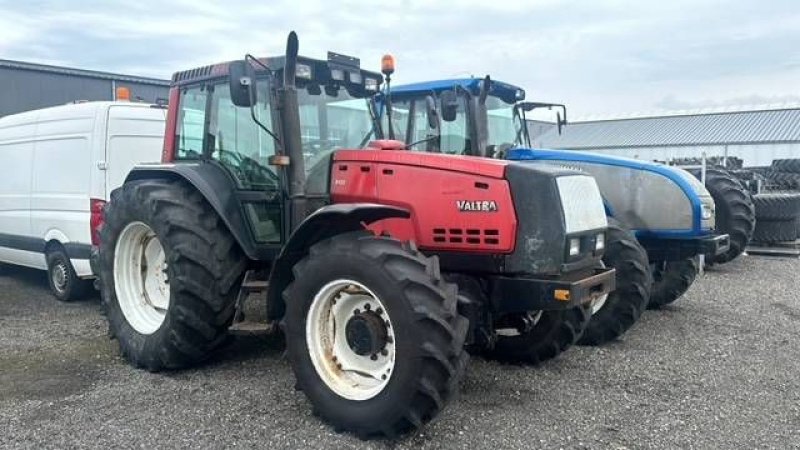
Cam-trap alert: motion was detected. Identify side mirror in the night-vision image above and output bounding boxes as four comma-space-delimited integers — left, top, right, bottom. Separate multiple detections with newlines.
439, 90, 459, 122
229, 60, 257, 107
425, 95, 439, 129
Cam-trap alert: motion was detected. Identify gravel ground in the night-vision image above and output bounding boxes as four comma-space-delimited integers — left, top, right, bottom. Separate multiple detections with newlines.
1, 255, 799, 449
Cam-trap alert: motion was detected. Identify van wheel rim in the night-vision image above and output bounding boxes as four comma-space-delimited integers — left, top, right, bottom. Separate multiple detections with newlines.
114, 222, 169, 335
51, 261, 68, 293
306, 279, 395, 401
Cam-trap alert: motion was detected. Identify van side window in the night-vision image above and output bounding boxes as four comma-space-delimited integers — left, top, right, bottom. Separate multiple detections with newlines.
176, 85, 207, 159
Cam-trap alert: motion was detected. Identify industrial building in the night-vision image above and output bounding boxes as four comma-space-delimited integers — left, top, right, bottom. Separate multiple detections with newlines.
534, 106, 800, 167
0, 59, 170, 117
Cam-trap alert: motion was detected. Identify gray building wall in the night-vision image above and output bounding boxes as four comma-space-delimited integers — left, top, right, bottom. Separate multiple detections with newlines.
0, 61, 170, 117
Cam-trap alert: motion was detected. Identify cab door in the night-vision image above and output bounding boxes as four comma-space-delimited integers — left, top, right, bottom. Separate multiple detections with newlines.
174, 80, 285, 250
206, 81, 284, 246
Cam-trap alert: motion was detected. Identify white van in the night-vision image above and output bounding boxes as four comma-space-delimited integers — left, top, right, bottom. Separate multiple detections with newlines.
0, 101, 166, 301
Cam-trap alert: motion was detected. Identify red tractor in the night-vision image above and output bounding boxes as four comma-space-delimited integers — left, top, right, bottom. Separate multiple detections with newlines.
96, 33, 614, 437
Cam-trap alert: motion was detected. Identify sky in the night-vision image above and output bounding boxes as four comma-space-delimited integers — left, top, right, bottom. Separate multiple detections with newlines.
1, 0, 799, 118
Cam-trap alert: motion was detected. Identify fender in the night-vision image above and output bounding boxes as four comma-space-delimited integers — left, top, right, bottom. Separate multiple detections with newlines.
266, 203, 410, 320
125, 162, 265, 260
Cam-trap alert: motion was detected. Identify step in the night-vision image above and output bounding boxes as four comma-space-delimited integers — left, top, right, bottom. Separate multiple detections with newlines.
228, 320, 276, 335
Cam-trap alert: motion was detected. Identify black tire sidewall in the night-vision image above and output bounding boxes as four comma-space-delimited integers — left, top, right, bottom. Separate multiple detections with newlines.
46, 249, 78, 302
285, 249, 431, 428
100, 185, 181, 368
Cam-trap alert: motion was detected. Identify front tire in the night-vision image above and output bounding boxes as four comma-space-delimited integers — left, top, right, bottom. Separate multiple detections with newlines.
99, 180, 246, 371
284, 231, 468, 438
649, 258, 699, 309
488, 307, 591, 364
690, 168, 755, 264
578, 219, 652, 345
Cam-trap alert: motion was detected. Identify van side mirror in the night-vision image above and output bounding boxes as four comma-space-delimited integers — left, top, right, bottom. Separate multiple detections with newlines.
229, 60, 257, 107
425, 95, 440, 129
439, 90, 459, 122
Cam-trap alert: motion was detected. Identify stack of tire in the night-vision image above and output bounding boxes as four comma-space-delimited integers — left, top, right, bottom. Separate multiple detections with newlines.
752, 193, 800, 243
766, 159, 800, 191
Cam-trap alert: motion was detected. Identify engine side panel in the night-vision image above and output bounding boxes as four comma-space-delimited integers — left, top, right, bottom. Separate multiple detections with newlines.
330, 158, 517, 253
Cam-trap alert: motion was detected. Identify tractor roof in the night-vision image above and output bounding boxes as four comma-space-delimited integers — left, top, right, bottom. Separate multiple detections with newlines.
389, 78, 526, 104
171, 54, 382, 89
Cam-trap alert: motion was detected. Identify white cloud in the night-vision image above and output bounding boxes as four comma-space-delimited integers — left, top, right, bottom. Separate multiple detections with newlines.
0, 0, 797, 115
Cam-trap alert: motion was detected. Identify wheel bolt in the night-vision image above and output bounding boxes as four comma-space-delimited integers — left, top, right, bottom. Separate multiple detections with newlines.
376, 307, 383, 315
337, 363, 342, 370
364, 304, 371, 311
386, 336, 393, 344
381, 375, 387, 380
380, 349, 388, 356
354, 309, 360, 315
370, 354, 378, 361
384, 320, 390, 328
332, 356, 337, 362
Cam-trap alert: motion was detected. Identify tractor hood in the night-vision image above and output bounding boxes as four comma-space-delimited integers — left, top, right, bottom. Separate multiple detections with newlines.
507, 148, 716, 236
334, 148, 509, 179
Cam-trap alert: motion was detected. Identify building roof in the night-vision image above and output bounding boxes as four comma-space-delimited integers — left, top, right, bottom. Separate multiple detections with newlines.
537, 107, 800, 149
0, 59, 170, 86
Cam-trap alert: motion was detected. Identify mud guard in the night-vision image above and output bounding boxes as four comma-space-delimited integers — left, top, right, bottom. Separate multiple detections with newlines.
266, 203, 410, 320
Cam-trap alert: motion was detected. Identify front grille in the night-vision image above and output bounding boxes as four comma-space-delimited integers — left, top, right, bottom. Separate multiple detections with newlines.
433, 228, 500, 245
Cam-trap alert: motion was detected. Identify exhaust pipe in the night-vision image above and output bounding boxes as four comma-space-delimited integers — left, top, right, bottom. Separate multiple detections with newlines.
280, 31, 307, 229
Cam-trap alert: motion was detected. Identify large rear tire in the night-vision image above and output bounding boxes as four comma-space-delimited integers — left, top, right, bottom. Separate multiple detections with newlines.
649, 258, 699, 309
99, 180, 246, 371
690, 168, 755, 264
578, 218, 651, 345
284, 231, 468, 438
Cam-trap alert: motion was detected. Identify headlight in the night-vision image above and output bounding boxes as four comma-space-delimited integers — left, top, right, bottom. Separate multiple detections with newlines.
701, 204, 713, 220
296, 64, 312, 79
569, 238, 581, 256
349, 71, 362, 84
330, 68, 344, 81
595, 233, 605, 251
365, 77, 379, 91
555, 175, 608, 233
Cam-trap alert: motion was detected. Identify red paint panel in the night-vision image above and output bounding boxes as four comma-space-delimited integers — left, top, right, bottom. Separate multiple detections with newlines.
331, 157, 517, 253
329, 161, 378, 202
161, 87, 180, 162
334, 149, 508, 179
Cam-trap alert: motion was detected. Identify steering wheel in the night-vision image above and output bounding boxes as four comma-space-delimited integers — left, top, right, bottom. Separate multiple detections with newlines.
218, 150, 279, 187
490, 143, 515, 159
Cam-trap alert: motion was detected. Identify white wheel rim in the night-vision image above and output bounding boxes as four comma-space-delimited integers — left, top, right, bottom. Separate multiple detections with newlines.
306, 279, 395, 401
590, 261, 609, 315
113, 221, 169, 335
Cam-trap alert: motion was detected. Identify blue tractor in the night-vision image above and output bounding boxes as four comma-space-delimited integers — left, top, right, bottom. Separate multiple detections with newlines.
377, 77, 731, 349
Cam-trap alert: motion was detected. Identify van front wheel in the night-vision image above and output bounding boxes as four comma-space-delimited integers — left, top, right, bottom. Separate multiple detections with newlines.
46, 248, 91, 301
